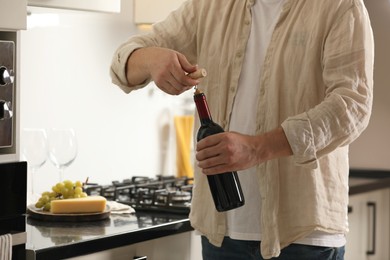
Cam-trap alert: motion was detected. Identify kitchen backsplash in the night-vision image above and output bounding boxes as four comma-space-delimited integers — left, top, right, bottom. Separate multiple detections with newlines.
19, 1, 194, 195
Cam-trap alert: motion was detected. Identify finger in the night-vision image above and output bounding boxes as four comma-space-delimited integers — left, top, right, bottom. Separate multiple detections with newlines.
199, 157, 232, 175
202, 165, 227, 175
196, 134, 222, 151
165, 73, 193, 94
171, 69, 199, 87
197, 154, 223, 169
176, 54, 201, 86
154, 67, 190, 95
177, 53, 198, 74
196, 145, 221, 162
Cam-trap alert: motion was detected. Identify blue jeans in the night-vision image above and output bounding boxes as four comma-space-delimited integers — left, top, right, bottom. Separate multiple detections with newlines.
201, 236, 345, 260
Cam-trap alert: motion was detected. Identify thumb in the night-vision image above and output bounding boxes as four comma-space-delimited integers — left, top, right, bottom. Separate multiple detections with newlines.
177, 53, 198, 74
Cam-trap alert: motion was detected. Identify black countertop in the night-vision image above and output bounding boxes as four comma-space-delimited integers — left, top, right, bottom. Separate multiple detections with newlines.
25, 169, 390, 259
349, 169, 390, 195
26, 212, 192, 259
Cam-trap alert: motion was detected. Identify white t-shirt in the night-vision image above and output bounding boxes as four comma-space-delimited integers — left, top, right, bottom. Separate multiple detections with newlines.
227, 0, 346, 247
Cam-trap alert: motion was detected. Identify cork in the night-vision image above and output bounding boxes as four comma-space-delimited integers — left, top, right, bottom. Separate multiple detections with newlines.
187, 68, 207, 80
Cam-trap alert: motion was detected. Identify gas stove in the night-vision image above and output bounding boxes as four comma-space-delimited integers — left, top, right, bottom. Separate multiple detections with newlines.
84, 175, 193, 215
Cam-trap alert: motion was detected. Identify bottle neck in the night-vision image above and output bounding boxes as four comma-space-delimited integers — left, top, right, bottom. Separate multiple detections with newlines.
194, 91, 213, 125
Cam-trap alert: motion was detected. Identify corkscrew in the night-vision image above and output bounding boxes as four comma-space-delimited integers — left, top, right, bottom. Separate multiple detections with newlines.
187, 68, 207, 93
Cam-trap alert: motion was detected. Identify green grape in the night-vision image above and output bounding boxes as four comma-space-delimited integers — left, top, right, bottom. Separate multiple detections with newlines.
52, 185, 60, 194
64, 180, 74, 190
42, 191, 51, 197
75, 181, 83, 188
68, 188, 75, 197
61, 187, 69, 196
43, 203, 51, 211
35, 201, 44, 208
34, 179, 89, 211
74, 186, 82, 195
41, 195, 50, 204
56, 182, 65, 190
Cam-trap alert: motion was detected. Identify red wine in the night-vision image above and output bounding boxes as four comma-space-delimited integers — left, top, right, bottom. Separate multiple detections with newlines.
193, 89, 245, 212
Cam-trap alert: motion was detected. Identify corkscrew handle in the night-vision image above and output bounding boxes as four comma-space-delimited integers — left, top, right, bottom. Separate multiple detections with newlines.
187, 68, 207, 80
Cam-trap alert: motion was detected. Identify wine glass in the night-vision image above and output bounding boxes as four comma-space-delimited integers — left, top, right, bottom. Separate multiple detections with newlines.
22, 128, 48, 204
47, 128, 78, 182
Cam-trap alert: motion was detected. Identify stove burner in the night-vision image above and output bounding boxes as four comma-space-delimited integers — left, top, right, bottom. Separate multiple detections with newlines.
84, 175, 193, 214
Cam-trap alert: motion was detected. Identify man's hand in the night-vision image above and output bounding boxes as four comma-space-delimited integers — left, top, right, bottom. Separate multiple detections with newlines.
195, 127, 293, 175
126, 47, 200, 95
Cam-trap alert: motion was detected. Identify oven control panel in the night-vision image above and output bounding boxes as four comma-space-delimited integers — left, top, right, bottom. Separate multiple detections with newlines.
0, 40, 14, 149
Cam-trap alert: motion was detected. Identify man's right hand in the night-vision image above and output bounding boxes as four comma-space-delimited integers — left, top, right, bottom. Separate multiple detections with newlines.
126, 47, 200, 95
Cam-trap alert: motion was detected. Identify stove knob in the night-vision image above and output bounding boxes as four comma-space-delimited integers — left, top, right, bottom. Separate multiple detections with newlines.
0, 101, 13, 120
0, 67, 14, 86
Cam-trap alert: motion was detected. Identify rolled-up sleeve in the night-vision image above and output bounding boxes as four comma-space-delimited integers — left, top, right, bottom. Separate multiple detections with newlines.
109, 0, 197, 94
281, 0, 374, 168
110, 42, 147, 93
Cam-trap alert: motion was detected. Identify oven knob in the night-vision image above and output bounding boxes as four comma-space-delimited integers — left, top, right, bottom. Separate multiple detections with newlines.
0, 101, 13, 120
0, 67, 13, 86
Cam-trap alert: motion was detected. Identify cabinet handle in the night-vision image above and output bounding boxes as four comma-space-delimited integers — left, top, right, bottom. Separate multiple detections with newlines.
366, 201, 376, 255
133, 256, 147, 260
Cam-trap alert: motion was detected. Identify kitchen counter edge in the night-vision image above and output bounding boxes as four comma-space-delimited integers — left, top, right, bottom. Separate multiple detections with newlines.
26, 216, 192, 260
349, 168, 390, 195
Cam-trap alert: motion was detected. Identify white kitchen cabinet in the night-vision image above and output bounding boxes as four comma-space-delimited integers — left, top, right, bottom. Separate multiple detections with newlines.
66, 231, 201, 260
134, 0, 186, 24
27, 0, 121, 13
345, 188, 390, 260
0, 0, 27, 30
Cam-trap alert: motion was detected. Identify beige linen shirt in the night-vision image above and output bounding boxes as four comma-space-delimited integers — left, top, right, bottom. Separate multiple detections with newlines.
110, 0, 374, 258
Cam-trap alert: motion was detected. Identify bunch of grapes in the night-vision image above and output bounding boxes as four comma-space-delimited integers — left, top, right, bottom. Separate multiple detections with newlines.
35, 180, 88, 211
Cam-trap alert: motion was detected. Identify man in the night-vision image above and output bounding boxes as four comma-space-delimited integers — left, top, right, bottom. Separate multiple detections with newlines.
110, 0, 374, 259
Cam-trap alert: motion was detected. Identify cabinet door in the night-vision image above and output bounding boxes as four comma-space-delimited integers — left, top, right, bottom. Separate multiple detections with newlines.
27, 0, 120, 13
134, 0, 186, 24
0, 0, 27, 30
345, 189, 390, 260
65, 232, 194, 260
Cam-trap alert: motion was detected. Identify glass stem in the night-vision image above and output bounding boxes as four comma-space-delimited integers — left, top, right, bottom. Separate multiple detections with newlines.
29, 168, 36, 205
31, 168, 35, 197
59, 167, 64, 183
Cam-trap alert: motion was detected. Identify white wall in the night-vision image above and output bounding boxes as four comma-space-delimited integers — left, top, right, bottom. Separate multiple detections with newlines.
20, 0, 190, 195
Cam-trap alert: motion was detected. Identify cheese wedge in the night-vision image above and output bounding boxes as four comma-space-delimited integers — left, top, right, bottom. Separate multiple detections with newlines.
50, 196, 107, 214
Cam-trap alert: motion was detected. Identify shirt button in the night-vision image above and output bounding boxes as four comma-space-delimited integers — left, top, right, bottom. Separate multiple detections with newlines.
237, 51, 243, 58
245, 20, 250, 25
230, 86, 236, 92
260, 88, 265, 95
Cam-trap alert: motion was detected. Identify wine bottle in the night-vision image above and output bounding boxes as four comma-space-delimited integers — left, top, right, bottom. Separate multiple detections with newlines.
193, 88, 245, 212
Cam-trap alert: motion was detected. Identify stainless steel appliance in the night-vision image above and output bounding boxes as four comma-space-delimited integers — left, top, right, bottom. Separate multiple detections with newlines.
0, 40, 14, 149
0, 34, 26, 259
84, 175, 193, 214
0, 161, 27, 260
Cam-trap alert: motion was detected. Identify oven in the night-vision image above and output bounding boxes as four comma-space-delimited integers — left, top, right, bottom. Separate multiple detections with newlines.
0, 162, 27, 260
0, 40, 14, 150
0, 32, 27, 259
0, 32, 19, 167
